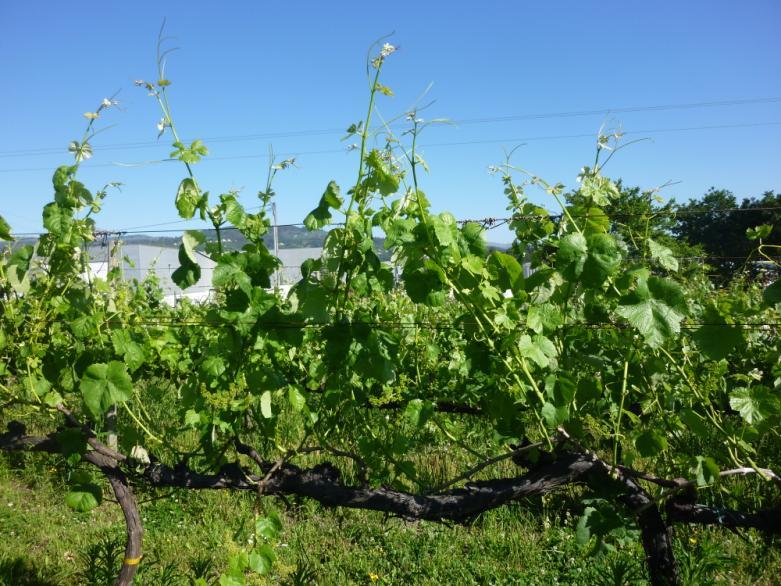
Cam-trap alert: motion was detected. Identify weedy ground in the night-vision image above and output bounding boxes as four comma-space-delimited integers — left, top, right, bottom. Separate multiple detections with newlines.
1, 449, 780, 586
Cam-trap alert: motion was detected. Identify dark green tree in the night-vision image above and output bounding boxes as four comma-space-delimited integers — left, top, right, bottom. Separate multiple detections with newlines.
565, 180, 704, 277
672, 188, 781, 281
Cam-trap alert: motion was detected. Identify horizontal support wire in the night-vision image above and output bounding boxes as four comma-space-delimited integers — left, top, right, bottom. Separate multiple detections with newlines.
26, 318, 781, 331
7, 205, 781, 239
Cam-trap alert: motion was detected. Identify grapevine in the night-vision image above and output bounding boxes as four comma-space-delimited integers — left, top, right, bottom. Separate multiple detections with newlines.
2, 38, 780, 586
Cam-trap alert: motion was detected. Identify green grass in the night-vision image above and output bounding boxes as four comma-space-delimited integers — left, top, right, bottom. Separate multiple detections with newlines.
2, 392, 778, 585
2, 451, 780, 585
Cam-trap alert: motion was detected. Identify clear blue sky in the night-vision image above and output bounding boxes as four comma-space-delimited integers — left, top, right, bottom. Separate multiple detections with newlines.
1, 1, 779, 242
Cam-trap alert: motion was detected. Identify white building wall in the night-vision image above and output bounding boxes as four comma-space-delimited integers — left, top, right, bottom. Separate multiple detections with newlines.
119, 244, 216, 307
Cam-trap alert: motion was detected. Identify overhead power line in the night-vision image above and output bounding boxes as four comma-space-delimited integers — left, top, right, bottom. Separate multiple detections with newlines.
1, 119, 780, 175
0, 95, 779, 159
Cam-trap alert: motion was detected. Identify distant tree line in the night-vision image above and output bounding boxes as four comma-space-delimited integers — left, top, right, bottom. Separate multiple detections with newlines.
569, 182, 780, 282
673, 188, 781, 279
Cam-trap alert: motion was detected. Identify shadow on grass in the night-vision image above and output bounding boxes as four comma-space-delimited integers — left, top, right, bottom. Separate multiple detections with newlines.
0, 556, 59, 586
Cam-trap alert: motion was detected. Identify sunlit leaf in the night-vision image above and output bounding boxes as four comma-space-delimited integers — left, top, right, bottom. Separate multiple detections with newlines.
730, 386, 779, 425
0, 215, 14, 241
617, 276, 687, 347
80, 361, 133, 420
648, 239, 678, 272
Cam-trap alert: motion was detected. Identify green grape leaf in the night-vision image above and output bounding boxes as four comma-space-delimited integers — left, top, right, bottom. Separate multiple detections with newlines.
303, 181, 342, 230
461, 222, 488, 256
213, 262, 252, 295
8, 245, 33, 273
576, 378, 602, 403
648, 239, 679, 272
43, 390, 64, 407
404, 399, 434, 428
111, 330, 146, 372
223, 551, 249, 585
201, 355, 227, 378
221, 194, 247, 227
575, 505, 624, 546
556, 233, 588, 280
764, 279, 781, 306
746, 224, 772, 240
729, 386, 780, 425
320, 180, 343, 208
291, 281, 331, 322
582, 233, 621, 287
617, 276, 687, 347
7, 265, 30, 295
260, 390, 273, 418
172, 234, 205, 289
52, 165, 76, 191
678, 408, 709, 438
65, 486, 102, 512
580, 174, 619, 206
692, 324, 743, 361
0, 215, 13, 241
42, 202, 73, 236
547, 375, 576, 406
488, 251, 524, 293
181, 230, 206, 264
65, 473, 102, 513
255, 512, 282, 540
219, 573, 244, 586
80, 361, 133, 420
690, 456, 720, 487
527, 303, 563, 334
172, 259, 201, 289
634, 430, 668, 457
403, 267, 447, 306
303, 206, 330, 231
518, 334, 557, 369
430, 214, 457, 247
170, 140, 208, 163
227, 551, 249, 573
581, 207, 610, 235
184, 409, 203, 427
175, 178, 203, 219
58, 428, 88, 462
287, 385, 306, 412
365, 150, 399, 196
576, 507, 596, 545
248, 549, 274, 575
460, 254, 484, 275
541, 401, 568, 427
